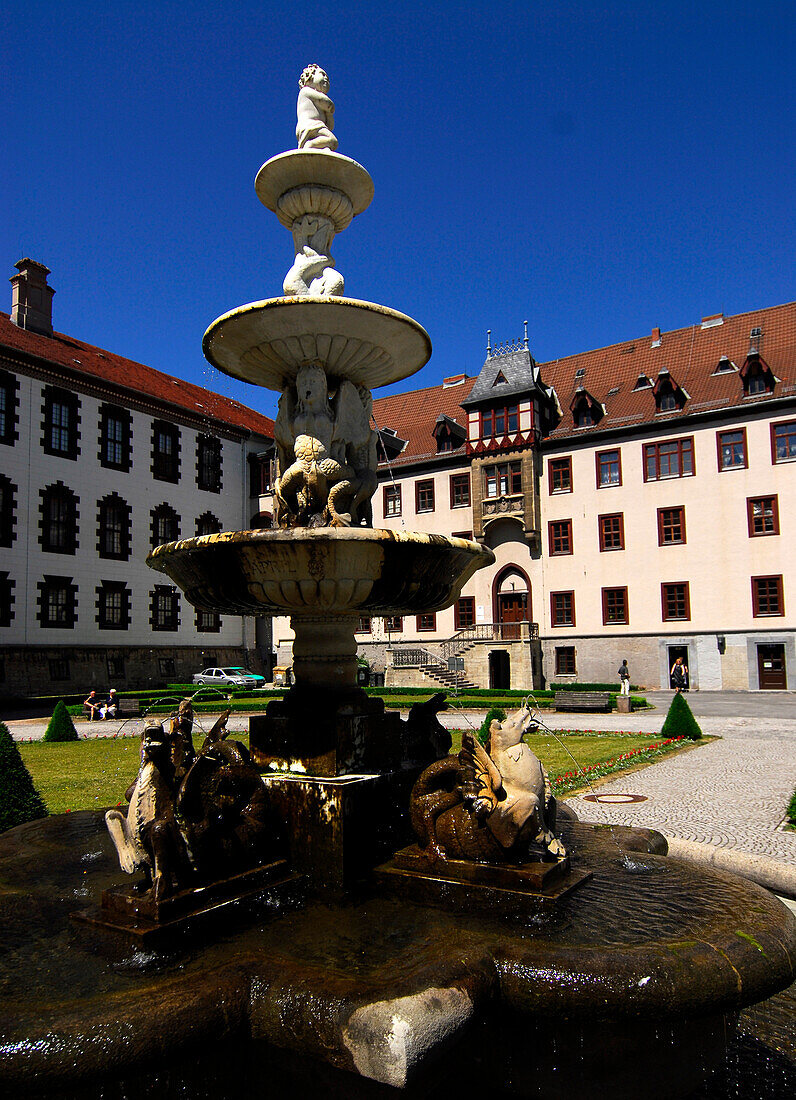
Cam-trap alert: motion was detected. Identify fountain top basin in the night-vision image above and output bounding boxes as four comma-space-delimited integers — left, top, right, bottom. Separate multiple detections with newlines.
147, 527, 495, 617
255, 148, 374, 224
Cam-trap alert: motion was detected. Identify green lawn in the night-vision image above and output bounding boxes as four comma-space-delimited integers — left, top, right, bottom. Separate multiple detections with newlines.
19, 729, 696, 814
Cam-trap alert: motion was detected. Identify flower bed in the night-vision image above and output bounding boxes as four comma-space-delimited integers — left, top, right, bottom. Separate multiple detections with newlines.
551, 736, 685, 795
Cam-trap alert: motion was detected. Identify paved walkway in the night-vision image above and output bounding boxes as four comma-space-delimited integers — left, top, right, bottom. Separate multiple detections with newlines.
7, 693, 796, 870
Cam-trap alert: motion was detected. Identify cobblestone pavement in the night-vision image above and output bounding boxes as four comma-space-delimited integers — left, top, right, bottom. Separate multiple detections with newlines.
563, 713, 796, 865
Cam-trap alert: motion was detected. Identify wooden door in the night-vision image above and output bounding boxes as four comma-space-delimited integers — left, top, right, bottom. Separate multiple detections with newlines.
757, 644, 787, 689
498, 592, 528, 640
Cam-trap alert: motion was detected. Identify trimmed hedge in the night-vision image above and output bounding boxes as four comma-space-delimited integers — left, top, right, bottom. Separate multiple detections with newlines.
787, 787, 796, 826
660, 692, 703, 741
477, 707, 506, 745
0, 721, 48, 832
43, 700, 79, 742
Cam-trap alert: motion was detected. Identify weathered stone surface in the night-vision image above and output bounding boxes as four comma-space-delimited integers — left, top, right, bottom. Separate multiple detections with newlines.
2, 810, 794, 1097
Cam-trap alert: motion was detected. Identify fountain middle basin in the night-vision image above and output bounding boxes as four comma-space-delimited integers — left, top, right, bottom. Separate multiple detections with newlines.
147, 527, 493, 616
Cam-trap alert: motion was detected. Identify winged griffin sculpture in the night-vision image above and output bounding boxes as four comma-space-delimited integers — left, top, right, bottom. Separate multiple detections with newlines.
409, 705, 566, 865
273, 363, 377, 528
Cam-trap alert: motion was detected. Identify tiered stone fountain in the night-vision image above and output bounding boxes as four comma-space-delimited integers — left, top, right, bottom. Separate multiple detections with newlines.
1, 67, 794, 1100
147, 62, 495, 887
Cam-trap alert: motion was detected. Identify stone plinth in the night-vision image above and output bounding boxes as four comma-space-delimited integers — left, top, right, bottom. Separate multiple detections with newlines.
261, 770, 418, 890
249, 688, 406, 775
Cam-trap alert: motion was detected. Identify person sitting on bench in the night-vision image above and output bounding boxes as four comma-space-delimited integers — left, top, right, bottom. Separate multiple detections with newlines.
100, 689, 118, 720
83, 690, 100, 720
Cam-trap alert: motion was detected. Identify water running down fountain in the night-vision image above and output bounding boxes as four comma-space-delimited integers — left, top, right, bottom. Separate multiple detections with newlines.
1, 67, 795, 1099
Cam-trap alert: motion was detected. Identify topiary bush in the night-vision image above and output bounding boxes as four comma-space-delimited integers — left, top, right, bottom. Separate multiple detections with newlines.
660, 692, 703, 741
0, 721, 48, 832
477, 707, 506, 745
43, 699, 79, 743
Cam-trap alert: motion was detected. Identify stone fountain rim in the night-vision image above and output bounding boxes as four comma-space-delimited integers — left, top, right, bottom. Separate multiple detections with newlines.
202, 295, 432, 390
147, 526, 494, 564
254, 148, 374, 215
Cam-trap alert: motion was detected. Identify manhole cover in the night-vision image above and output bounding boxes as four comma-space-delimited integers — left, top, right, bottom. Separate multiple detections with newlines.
583, 793, 648, 804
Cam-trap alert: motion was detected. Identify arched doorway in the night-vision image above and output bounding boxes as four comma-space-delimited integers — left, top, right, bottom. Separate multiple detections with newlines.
494, 566, 531, 640
489, 650, 510, 689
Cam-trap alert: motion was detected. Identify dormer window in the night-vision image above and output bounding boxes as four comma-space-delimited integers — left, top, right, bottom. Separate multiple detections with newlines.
653, 372, 687, 413
492, 371, 508, 386
740, 353, 775, 397
570, 389, 603, 429
433, 415, 466, 453
713, 356, 737, 375
633, 373, 652, 390
377, 427, 408, 462
480, 405, 518, 439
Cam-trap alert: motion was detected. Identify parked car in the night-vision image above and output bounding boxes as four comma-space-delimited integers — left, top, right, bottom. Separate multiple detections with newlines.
192, 667, 266, 689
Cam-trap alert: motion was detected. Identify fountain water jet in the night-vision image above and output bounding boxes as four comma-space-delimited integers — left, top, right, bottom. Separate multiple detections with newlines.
1, 67, 794, 1099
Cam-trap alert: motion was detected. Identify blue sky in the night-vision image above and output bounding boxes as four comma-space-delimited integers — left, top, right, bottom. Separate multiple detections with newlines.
3, 0, 794, 419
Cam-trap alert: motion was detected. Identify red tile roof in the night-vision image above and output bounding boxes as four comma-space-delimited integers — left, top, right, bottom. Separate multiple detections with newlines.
0, 311, 274, 438
373, 377, 475, 465
539, 301, 796, 441
373, 302, 796, 458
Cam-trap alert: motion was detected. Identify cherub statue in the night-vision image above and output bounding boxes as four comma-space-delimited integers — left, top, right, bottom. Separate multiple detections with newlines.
296, 64, 337, 150
409, 705, 566, 865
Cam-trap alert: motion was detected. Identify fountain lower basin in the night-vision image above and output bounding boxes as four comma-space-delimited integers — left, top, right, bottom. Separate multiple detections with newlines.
1, 810, 793, 1098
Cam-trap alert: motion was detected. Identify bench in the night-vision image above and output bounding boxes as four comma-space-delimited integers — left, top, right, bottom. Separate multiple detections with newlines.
554, 691, 612, 713
83, 698, 140, 719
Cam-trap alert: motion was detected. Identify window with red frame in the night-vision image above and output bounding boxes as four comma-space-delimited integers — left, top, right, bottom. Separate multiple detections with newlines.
644, 437, 694, 481
747, 496, 779, 537
601, 587, 628, 625
449, 472, 470, 508
550, 591, 575, 627
555, 646, 576, 675
385, 615, 403, 632
717, 429, 747, 470
598, 513, 624, 551
661, 582, 690, 621
484, 461, 522, 498
417, 613, 436, 631
596, 449, 621, 487
383, 484, 401, 516
454, 597, 475, 629
548, 457, 572, 493
357, 616, 371, 633
480, 405, 518, 438
772, 420, 796, 463
415, 479, 435, 512
752, 576, 784, 617
657, 506, 686, 545
548, 519, 573, 555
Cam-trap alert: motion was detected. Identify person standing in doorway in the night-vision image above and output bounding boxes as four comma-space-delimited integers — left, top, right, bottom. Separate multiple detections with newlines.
670, 657, 687, 693
618, 660, 630, 696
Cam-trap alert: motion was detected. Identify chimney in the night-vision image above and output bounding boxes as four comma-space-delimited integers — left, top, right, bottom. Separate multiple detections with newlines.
10, 258, 55, 336
651, 326, 661, 348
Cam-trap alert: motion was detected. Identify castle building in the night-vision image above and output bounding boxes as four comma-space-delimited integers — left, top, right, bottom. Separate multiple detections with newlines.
310, 303, 795, 692
0, 260, 275, 696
